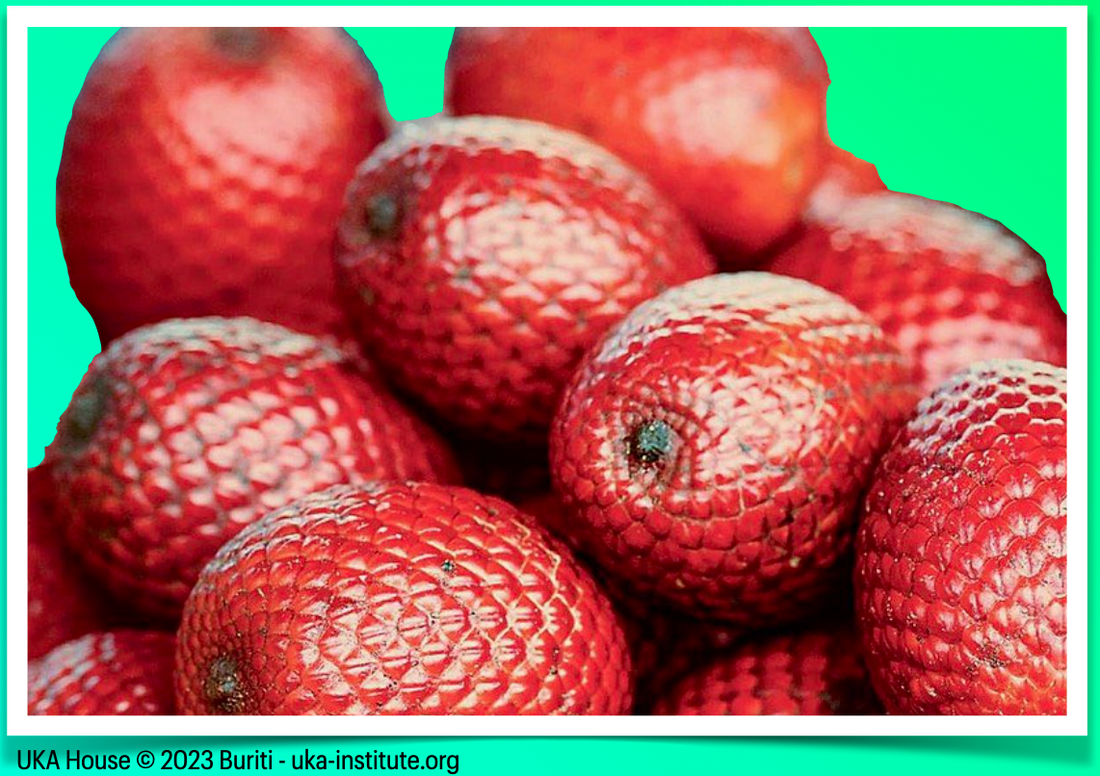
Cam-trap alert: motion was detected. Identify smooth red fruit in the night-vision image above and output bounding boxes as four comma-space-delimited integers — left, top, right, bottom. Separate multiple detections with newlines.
57, 27, 387, 344
334, 116, 714, 441
448, 28, 829, 258
175, 482, 632, 715
652, 625, 881, 715
551, 272, 921, 624
768, 191, 1067, 391
48, 317, 457, 621
855, 360, 1066, 715
28, 465, 114, 659
29, 631, 175, 715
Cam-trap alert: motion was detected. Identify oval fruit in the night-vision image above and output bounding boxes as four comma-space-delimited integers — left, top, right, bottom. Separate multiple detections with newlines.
855, 359, 1066, 715
57, 27, 387, 343
334, 116, 714, 441
551, 272, 920, 624
48, 317, 457, 620
448, 27, 830, 258
175, 483, 632, 715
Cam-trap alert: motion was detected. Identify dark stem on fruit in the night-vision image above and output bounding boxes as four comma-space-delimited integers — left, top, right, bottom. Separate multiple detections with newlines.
364, 193, 403, 240
62, 373, 109, 450
203, 654, 250, 715
627, 419, 673, 468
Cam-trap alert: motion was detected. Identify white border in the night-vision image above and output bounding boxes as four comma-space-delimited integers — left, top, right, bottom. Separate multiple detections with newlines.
6, 7, 1088, 737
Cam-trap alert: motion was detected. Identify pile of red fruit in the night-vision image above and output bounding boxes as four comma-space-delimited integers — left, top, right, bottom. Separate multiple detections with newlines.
30, 27, 1067, 717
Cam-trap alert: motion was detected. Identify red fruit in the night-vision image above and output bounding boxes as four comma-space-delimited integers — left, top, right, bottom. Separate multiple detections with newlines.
652, 625, 881, 715
855, 360, 1066, 715
29, 631, 175, 715
768, 191, 1067, 391
551, 272, 920, 624
334, 116, 714, 441
174, 483, 632, 715
48, 317, 457, 621
807, 142, 886, 212
28, 465, 116, 659
448, 27, 829, 257
57, 27, 387, 344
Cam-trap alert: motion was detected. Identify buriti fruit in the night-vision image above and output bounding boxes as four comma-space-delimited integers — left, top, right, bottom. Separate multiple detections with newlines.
29, 631, 176, 715
175, 483, 632, 715
551, 273, 920, 624
56, 27, 387, 344
855, 360, 1066, 715
651, 624, 881, 715
47, 317, 457, 621
447, 28, 829, 258
768, 191, 1067, 391
334, 116, 714, 441
28, 465, 112, 659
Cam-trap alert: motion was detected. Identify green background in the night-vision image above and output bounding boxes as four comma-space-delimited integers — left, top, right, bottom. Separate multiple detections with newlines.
11, 22, 1088, 774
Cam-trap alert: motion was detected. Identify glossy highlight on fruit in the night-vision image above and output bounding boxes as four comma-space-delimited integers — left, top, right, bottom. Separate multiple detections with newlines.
175, 482, 632, 715
57, 27, 388, 343
48, 317, 457, 620
334, 115, 714, 441
768, 191, 1066, 390
652, 624, 881, 715
29, 631, 176, 715
551, 272, 920, 624
855, 359, 1066, 715
448, 27, 830, 257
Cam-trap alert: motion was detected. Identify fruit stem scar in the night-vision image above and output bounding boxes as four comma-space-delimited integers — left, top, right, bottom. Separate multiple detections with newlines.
203, 654, 249, 714
627, 419, 673, 467
63, 373, 109, 449
364, 193, 402, 239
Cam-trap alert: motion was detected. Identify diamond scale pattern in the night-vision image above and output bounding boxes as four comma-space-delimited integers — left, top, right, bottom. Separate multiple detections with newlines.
551, 273, 920, 624
29, 631, 176, 715
48, 317, 458, 621
175, 482, 633, 715
769, 191, 1066, 391
855, 359, 1066, 714
334, 116, 714, 441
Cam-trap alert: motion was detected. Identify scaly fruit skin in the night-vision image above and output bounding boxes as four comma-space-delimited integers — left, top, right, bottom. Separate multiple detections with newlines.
447, 28, 829, 257
29, 631, 176, 715
855, 360, 1066, 715
175, 483, 632, 715
551, 273, 920, 624
28, 465, 114, 659
652, 625, 882, 715
48, 317, 457, 621
334, 116, 714, 441
57, 27, 387, 344
768, 192, 1066, 391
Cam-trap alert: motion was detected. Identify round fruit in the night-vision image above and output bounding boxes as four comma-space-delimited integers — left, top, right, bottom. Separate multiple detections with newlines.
175, 482, 632, 715
447, 27, 829, 257
334, 116, 714, 441
551, 272, 921, 624
57, 27, 387, 343
855, 359, 1066, 715
29, 631, 175, 715
28, 465, 113, 659
652, 625, 881, 715
48, 317, 457, 621
768, 191, 1067, 391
